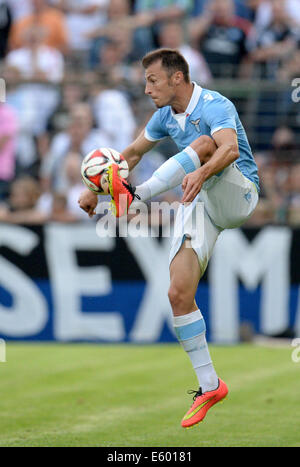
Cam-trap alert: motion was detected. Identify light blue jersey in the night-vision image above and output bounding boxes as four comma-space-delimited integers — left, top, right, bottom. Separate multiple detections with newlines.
145, 83, 259, 192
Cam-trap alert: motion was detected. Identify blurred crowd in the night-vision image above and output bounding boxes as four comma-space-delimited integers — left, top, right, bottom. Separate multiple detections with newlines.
0, 0, 299, 226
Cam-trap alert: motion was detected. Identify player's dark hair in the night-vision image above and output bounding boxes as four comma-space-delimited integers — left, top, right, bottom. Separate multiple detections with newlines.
142, 48, 190, 83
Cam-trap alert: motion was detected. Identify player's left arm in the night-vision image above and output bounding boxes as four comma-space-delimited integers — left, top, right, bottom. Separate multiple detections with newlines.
182, 128, 239, 203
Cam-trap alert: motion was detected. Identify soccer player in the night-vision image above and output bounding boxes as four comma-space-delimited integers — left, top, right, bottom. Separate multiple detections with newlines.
78, 48, 259, 428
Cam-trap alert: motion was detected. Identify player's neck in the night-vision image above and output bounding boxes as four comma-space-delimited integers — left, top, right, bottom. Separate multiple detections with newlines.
171, 82, 194, 115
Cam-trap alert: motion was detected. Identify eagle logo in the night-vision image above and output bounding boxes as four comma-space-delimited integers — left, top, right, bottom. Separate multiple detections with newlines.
190, 118, 201, 133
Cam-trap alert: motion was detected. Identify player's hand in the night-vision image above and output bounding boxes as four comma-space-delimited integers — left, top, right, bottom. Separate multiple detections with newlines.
181, 169, 205, 203
78, 189, 98, 217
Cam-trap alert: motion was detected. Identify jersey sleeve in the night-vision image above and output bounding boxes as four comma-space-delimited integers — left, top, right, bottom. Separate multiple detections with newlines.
144, 111, 168, 142
203, 97, 237, 136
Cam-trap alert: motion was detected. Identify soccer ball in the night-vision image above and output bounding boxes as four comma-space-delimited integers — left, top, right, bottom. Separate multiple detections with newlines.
81, 148, 129, 195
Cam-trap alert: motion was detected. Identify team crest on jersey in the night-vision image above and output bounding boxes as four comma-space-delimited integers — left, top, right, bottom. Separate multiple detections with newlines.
190, 118, 201, 133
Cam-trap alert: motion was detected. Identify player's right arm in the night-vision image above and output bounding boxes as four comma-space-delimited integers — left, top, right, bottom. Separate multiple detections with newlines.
78, 129, 156, 217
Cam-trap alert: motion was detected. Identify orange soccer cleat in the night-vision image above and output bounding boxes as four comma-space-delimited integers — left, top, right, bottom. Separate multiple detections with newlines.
181, 379, 228, 429
107, 164, 139, 217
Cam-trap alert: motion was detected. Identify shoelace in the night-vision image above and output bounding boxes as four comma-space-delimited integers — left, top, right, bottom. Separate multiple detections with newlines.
121, 181, 141, 200
187, 388, 203, 401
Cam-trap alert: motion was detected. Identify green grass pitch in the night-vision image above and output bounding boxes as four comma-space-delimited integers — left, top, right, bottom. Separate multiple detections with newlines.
0, 342, 299, 447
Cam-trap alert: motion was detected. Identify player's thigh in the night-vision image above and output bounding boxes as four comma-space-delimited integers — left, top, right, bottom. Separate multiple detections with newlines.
204, 164, 259, 229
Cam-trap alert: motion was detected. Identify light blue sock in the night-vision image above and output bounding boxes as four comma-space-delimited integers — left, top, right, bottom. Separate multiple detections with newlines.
173, 310, 218, 392
134, 146, 200, 202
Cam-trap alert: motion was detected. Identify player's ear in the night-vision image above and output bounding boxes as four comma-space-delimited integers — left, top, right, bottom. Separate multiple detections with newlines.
173, 71, 183, 85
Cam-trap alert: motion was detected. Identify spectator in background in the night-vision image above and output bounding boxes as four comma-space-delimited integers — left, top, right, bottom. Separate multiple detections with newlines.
49, 192, 79, 222
253, 0, 300, 29
269, 125, 298, 164
245, 0, 299, 80
54, 0, 109, 68
9, 0, 68, 53
91, 75, 136, 152
63, 151, 89, 220
6, 0, 32, 22
38, 151, 88, 221
250, 126, 298, 225
279, 47, 300, 82
192, 0, 254, 21
0, 0, 11, 59
5, 25, 64, 171
0, 173, 80, 224
88, 0, 154, 69
40, 102, 112, 192
6, 26, 65, 83
133, 0, 193, 60
89, 0, 193, 69
0, 102, 18, 200
157, 20, 212, 84
0, 176, 47, 223
47, 82, 86, 134
244, 152, 276, 226
97, 39, 128, 72
134, 0, 193, 37
189, 0, 251, 78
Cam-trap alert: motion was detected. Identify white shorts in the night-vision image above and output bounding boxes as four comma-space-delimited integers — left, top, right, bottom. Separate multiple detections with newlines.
169, 163, 259, 274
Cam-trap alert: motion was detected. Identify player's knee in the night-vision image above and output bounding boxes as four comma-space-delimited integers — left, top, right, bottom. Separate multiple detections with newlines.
168, 284, 193, 313
190, 135, 217, 164
168, 286, 183, 310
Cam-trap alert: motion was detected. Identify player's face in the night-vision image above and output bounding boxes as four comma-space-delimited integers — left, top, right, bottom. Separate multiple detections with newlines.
145, 61, 177, 108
